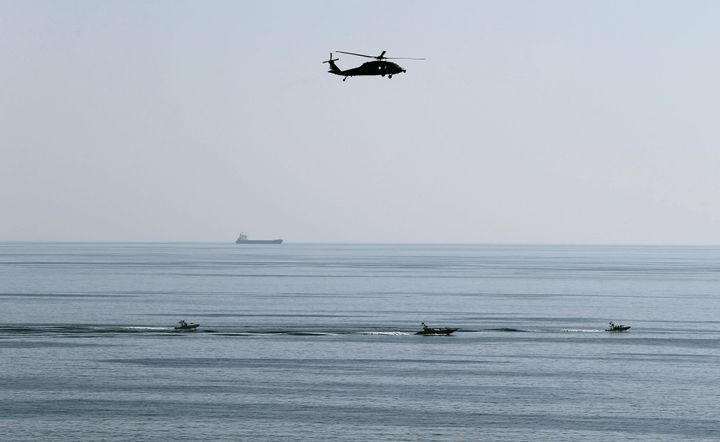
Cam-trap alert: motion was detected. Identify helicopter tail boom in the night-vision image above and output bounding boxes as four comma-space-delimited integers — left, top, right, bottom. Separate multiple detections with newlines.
327, 60, 342, 75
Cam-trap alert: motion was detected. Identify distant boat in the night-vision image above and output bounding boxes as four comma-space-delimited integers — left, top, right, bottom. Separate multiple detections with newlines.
605, 321, 631, 332
235, 233, 283, 244
174, 320, 199, 331
416, 322, 458, 336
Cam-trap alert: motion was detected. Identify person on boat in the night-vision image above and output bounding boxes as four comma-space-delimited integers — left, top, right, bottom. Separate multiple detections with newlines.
178, 320, 187, 328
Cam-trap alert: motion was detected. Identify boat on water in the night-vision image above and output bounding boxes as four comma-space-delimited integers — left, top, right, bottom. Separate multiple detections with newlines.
174, 320, 199, 331
416, 322, 458, 336
235, 233, 283, 244
606, 321, 631, 332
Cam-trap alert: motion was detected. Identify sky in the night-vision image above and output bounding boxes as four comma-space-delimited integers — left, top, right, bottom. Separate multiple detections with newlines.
1, 0, 719, 244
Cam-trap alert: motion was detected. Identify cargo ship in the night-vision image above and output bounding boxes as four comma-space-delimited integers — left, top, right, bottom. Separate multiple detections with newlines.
235, 233, 283, 244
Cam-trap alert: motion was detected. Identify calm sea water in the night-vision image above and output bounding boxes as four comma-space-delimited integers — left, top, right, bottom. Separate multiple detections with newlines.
1, 242, 719, 441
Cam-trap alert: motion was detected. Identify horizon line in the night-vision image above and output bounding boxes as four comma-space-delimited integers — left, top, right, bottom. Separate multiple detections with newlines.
1, 240, 719, 247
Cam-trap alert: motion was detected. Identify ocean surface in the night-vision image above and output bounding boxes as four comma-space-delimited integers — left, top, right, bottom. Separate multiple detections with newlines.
1, 242, 719, 441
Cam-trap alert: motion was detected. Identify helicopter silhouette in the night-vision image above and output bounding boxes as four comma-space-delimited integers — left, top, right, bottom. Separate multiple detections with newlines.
323, 50, 425, 81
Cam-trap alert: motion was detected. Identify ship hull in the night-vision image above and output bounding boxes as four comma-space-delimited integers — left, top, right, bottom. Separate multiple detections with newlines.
236, 239, 283, 244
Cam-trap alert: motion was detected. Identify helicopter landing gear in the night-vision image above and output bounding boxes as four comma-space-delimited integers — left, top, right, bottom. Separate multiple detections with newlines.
343, 77, 347, 82
388, 75, 393, 79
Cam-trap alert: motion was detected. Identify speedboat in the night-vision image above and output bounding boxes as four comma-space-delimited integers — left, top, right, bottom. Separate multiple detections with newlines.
416, 322, 458, 336
174, 320, 199, 331
605, 321, 630, 332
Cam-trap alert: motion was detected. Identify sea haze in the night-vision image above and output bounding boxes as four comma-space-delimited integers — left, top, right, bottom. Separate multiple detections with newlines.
1, 242, 719, 441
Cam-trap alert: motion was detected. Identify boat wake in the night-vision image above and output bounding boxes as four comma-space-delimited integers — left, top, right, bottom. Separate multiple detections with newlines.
123, 326, 171, 331
561, 328, 605, 333
483, 327, 528, 333
216, 330, 409, 337
213, 330, 342, 336
0, 324, 172, 336
0, 324, 419, 338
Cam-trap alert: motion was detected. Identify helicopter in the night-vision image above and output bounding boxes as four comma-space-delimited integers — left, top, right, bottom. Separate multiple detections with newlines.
323, 50, 425, 81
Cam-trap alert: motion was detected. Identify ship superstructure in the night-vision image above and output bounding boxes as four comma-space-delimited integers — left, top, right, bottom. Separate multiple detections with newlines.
235, 233, 283, 244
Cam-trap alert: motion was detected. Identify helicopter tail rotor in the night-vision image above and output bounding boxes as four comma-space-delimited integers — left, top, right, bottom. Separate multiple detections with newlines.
322, 53, 339, 64
323, 53, 342, 75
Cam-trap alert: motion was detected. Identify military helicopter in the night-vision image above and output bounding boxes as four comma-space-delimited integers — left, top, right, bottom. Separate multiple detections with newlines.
323, 50, 425, 81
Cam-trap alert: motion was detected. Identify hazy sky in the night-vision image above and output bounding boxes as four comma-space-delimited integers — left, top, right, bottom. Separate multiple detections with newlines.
2, 1, 719, 243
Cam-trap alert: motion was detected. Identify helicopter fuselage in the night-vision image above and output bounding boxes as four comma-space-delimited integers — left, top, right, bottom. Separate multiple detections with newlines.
328, 60, 406, 80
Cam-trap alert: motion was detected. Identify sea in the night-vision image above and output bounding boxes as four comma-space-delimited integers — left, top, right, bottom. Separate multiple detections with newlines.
1, 242, 719, 441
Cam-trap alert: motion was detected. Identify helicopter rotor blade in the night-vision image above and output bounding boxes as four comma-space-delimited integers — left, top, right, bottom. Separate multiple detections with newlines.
336, 50, 377, 59
336, 50, 425, 61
